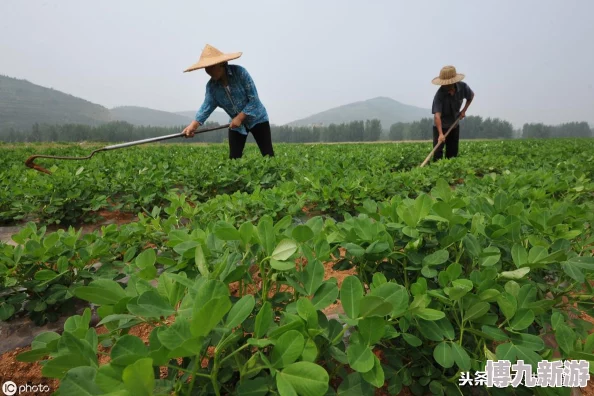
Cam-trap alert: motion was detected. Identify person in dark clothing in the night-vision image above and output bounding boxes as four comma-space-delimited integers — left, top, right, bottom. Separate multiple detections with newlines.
431, 65, 474, 161
182, 44, 274, 159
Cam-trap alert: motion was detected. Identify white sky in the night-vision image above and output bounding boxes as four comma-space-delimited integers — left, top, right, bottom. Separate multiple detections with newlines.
1, 0, 593, 128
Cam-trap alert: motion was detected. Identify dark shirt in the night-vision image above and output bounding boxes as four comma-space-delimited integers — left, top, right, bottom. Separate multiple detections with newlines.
432, 81, 474, 129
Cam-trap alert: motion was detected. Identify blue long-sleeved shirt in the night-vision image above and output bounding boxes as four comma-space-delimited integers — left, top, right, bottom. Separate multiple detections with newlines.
194, 64, 269, 135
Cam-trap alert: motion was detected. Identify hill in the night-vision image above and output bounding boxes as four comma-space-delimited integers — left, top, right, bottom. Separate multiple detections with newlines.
0, 75, 111, 131
175, 110, 230, 125
109, 107, 231, 127
287, 97, 431, 130
109, 106, 196, 127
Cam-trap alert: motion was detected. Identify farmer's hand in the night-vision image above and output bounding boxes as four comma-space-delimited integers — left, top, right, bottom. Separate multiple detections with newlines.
183, 121, 199, 138
438, 133, 446, 143
459, 110, 466, 120
230, 115, 243, 129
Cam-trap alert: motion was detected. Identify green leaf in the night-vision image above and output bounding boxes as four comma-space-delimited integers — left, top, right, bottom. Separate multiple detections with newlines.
338, 372, 373, 396
361, 355, 384, 388
292, 225, 314, 243
73, 280, 126, 305
226, 295, 255, 328
450, 342, 471, 371
277, 362, 329, 396
433, 342, 454, 368
370, 282, 409, 318
297, 297, 318, 329
271, 330, 305, 369
495, 343, 517, 361
214, 221, 241, 240
34, 269, 59, 281
122, 358, 154, 396
481, 326, 509, 342
347, 342, 375, 373
111, 335, 149, 367
301, 339, 318, 362
16, 347, 51, 363
303, 259, 324, 295
270, 258, 295, 271
0, 303, 15, 321
135, 249, 156, 269
423, 250, 449, 266
479, 289, 500, 302
463, 302, 490, 322
272, 239, 298, 261
255, 301, 273, 338
276, 374, 297, 396
415, 308, 445, 321
58, 366, 104, 396
479, 246, 501, 267
500, 267, 530, 280
191, 296, 232, 337
42, 354, 93, 378
156, 318, 193, 351
556, 324, 576, 355
258, 216, 275, 256
511, 244, 528, 267
194, 244, 209, 277
509, 333, 545, 351
402, 333, 422, 347
359, 296, 392, 318
127, 291, 175, 318
311, 282, 339, 310
239, 221, 254, 246
462, 234, 482, 258
497, 292, 517, 321
509, 308, 535, 331
563, 256, 594, 270
562, 262, 585, 282
358, 317, 385, 346
341, 276, 364, 319
237, 378, 269, 396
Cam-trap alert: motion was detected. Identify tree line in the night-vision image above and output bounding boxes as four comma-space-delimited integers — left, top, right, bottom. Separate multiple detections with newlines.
0, 117, 591, 143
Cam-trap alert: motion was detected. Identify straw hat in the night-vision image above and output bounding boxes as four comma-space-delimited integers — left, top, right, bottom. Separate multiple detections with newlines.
184, 44, 242, 72
432, 65, 465, 85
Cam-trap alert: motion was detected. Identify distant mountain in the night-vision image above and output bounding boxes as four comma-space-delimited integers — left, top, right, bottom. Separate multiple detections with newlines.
175, 110, 230, 125
287, 97, 431, 130
109, 108, 230, 128
0, 75, 111, 131
110, 106, 195, 127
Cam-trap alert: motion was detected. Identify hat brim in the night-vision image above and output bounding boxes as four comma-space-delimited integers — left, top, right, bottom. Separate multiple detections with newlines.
183, 52, 242, 73
432, 73, 465, 85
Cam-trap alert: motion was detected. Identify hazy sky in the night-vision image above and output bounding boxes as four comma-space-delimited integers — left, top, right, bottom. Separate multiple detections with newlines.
2, 0, 593, 128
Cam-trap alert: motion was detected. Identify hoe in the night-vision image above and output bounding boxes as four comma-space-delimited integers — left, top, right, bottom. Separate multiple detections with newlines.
25, 124, 230, 175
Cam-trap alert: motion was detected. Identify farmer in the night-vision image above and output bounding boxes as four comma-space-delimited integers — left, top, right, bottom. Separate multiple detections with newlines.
182, 44, 274, 159
431, 65, 474, 161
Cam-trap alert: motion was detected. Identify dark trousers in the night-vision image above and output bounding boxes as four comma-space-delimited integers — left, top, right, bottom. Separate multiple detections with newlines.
432, 125, 460, 161
228, 121, 275, 159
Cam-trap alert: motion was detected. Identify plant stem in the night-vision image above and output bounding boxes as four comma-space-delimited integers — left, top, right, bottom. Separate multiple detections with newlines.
220, 344, 250, 366
186, 354, 205, 396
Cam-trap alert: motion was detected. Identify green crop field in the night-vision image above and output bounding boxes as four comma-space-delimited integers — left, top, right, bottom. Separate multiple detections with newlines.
1, 139, 594, 395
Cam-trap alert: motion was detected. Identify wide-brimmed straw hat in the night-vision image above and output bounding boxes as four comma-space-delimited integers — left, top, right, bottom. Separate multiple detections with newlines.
432, 65, 465, 85
184, 44, 242, 72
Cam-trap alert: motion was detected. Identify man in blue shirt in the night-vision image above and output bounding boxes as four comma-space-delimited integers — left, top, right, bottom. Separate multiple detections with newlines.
182, 45, 274, 159
431, 65, 474, 161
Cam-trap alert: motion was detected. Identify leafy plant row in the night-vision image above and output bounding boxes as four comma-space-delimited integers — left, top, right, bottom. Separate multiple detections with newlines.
2, 174, 593, 395
2, 139, 593, 225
